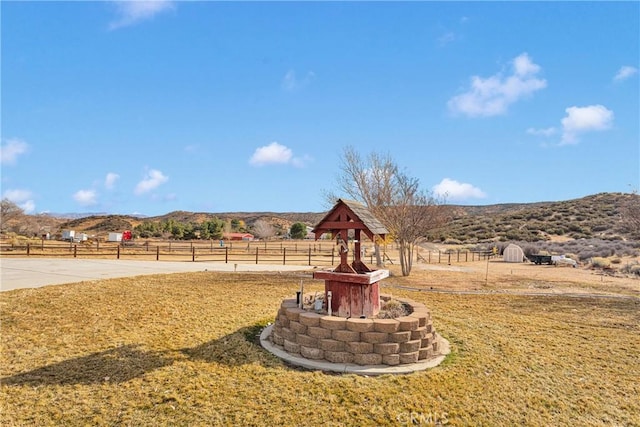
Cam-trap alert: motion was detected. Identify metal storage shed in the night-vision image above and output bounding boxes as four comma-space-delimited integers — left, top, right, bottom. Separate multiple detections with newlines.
503, 243, 525, 263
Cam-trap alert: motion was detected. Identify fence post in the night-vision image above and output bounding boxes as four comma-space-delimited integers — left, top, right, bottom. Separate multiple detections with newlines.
465, 251, 468, 262
438, 251, 441, 263
156, 246, 160, 261
27, 243, 30, 256
73, 244, 77, 258
225, 246, 228, 263
283, 248, 286, 265
331, 247, 335, 265
448, 252, 451, 265
255, 247, 259, 264
457, 250, 460, 262
308, 247, 312, 266
117, 246, 120, 259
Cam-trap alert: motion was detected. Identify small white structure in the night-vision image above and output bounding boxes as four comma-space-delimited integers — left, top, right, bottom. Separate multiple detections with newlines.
74, 233, 88, 242
108, 232, 123, 242
62, 230, 75, 241
503, 243, 525, 263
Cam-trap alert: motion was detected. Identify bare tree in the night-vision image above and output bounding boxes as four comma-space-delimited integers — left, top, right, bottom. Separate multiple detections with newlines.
0, 198, 25, 233
376, 170, 451, 275
252, 219, 276, 240
325, 147, 397, 267
326, 147, 451, 276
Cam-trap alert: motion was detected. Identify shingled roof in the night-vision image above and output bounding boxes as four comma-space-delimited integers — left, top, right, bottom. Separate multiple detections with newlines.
312, 198, 388, 240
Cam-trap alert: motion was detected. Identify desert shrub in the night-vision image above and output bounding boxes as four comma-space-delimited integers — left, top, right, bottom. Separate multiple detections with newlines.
444, 238, 462, 245
378, 299, 409, 319
623, 263, 640, 276
590, 257, 611, 269
564, 253, 579, 262
610, 257, 622, 265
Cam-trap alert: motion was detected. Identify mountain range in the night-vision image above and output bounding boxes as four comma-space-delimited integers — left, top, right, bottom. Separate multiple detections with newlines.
41, 192, 636, 243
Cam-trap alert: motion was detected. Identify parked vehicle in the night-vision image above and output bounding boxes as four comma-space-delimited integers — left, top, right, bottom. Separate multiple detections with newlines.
551, 255, 578, 267
527, 254, 553, 265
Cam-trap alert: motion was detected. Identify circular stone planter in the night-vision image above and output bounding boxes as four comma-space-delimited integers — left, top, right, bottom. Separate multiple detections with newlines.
261, 294, 450, 375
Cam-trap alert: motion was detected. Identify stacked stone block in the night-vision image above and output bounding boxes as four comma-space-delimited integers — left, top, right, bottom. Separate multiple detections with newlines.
270, 295, 439, 366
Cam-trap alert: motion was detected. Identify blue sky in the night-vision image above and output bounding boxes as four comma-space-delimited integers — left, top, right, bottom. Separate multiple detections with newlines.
1, 1, 638, 216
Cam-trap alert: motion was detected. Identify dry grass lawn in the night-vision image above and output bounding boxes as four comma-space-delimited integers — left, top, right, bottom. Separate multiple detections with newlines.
1, 261, 639, 426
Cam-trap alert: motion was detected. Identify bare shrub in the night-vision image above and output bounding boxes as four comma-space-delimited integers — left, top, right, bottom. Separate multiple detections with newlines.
590, 257, 611, 269
378, 299, 409, 319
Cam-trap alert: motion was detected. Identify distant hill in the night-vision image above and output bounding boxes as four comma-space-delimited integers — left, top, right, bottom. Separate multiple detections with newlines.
437, 192, 636, 242
38, 192, 638, 242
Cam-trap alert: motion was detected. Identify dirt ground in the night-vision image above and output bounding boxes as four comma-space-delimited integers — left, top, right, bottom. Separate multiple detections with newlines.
383, 257, 640, 300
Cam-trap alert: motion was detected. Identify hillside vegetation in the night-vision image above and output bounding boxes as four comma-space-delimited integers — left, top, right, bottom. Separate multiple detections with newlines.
436, 192, 636, 243
4, 192, 637, 244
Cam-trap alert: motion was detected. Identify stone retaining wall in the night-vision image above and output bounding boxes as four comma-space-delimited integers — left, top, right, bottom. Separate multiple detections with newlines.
269, 294, 440, 366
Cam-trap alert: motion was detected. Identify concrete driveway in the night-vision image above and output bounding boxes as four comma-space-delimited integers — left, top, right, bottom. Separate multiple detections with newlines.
0, 258, 315, 292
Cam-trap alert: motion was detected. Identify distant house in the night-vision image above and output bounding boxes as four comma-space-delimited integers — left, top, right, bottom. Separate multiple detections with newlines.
108, 232, 123, 242
223, 232, 254, 241
503, 243, 525, 263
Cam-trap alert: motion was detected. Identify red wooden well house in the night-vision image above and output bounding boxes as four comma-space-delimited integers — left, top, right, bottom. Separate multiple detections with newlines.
312, 199, 389, 318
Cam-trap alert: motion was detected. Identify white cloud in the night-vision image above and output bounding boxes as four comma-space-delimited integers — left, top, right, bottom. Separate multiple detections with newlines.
282, 69, 315, 91
561, 105, 614, 145
249, 142, 311, 168
109, 0, 174, 30
134, 168, 168, 195
105, 172, 120, 190
73, 189, 98, 206
249, 142, 292, 166
3, 189, 35, 213
433, 178, 486, 201
0, 138, 29, 165
614, 65, 638, 82
526, 127, 557, 137
448, 53, 547, 117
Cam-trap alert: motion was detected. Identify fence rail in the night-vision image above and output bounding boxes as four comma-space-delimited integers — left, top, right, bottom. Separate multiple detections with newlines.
0, 240, 494, 266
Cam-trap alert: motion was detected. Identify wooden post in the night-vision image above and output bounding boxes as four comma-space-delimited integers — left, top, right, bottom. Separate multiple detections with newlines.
283, 248, 286, 265
255, 247, 259, 264
308, 246, 312, 266
74, 245, 77, 258
27, 243, 30, 256
331, 247, 335, 265
117, 246, 120, 259
156, 246, 160, 261
225, 246, 228, 263
429, 251, 431, 263
192, 247, 195, 262
448, 252, 451, 265
438, 251, 441, 263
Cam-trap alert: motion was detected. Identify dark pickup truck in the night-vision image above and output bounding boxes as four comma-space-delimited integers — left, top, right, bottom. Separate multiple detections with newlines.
527, 254, 553, 265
